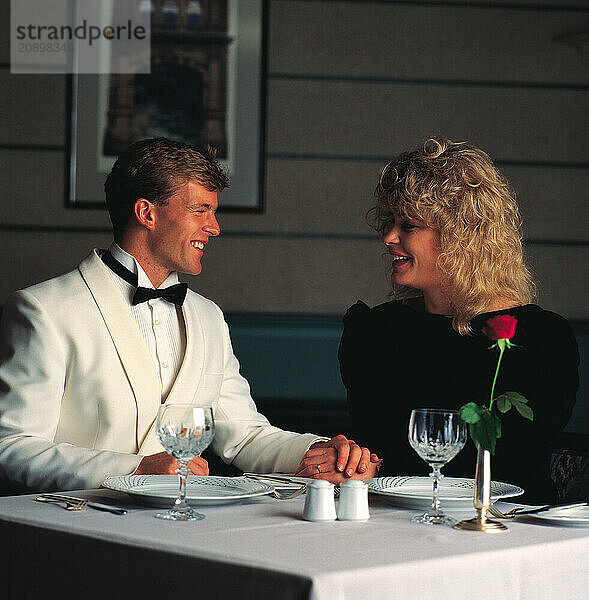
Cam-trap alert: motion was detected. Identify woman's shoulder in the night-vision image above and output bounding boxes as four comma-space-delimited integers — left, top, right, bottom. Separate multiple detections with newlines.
499, 304, 571, 330
476, 304, 577, 348
339, 301, 411, 367
342, 299, 413, 325
341, 300, 433, 347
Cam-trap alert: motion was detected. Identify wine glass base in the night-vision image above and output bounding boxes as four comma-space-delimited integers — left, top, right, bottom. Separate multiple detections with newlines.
155, 508, 205, 521
411, 511, 456, 526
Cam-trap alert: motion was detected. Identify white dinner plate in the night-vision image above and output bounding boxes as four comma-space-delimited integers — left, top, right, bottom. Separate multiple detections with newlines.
102, 475, 275, 508
368, 476, 524, 510
524, 505, 589, 528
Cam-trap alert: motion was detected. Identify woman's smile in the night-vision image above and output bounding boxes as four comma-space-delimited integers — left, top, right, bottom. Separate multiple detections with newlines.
382, 212, 450, 313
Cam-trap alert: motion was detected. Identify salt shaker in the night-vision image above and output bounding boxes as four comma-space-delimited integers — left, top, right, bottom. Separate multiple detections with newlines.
302, 480, 336, 522
337, 480, 370, 521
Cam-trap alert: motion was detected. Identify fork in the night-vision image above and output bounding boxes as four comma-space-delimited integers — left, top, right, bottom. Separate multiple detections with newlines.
271, 485, 307, 500
36, 494, 89, 511
487, 504, 516, 519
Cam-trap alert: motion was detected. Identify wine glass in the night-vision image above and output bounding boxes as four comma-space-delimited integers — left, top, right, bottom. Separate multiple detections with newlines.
155, 404, 214, 521
408, 408, 467, 525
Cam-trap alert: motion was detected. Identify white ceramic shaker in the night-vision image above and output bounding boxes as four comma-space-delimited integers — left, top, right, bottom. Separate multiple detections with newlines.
302, 480, 336, 522
336, 480, 370, 521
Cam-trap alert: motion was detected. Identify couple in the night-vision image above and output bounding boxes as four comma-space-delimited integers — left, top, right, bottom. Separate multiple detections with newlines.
0, 137, 578, 503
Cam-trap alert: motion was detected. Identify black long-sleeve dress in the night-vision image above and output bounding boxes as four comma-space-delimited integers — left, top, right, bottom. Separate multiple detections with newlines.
338, 301, 579, 504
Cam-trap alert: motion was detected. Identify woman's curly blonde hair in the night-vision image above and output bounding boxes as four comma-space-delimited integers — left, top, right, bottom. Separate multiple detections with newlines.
370, 138, 535, 335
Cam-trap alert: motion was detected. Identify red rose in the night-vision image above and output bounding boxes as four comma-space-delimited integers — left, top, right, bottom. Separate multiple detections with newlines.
482, 315, 517, 341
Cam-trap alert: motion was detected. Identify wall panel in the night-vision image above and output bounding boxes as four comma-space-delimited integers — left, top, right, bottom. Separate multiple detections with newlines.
0, 230, 112, 301
220, 158, 380, 234
267, 79, 589, 163
526, 244, 589, 319
184, 236, 387, 314
505, 166, 589, 241
0, 72, 66, 145
269, 1, 589, 84
0, 150, 111, 228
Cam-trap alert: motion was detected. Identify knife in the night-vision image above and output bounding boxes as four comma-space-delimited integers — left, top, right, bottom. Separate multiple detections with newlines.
39, 493, 127, 515
509, 501, 587, 516
242, 473, 311, 486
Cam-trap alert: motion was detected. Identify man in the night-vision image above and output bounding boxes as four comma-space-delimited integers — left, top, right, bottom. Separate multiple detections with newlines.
0, 138, 379, 492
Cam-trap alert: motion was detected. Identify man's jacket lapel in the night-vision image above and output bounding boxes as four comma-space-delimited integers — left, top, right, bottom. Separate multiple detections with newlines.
78, 251, 161, 451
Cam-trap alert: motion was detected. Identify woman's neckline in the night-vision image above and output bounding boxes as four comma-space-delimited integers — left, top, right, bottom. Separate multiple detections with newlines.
398, 297, 536, 320
402, 301, 535, 319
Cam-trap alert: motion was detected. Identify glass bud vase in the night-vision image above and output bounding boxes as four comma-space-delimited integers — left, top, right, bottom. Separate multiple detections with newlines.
454, 446, 507, 532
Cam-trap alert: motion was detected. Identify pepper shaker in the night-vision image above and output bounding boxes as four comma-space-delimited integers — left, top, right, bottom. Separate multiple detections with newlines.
337, 480, 370, 521
302, 480, 336, 522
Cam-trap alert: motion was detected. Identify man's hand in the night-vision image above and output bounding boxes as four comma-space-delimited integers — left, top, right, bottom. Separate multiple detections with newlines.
133, 451, 209, 475
294, 434, 381, 484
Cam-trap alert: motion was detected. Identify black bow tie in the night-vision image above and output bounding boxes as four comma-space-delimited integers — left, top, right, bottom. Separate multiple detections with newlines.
131, 284, 187, 306
101, 250, 188, 306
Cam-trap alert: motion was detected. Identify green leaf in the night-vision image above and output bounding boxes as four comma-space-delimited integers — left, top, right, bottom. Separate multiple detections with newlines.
503, 391, 534, 421
495, 395, 512, 414
495, 412, 502, 439
514, 403, 534, 421
459, 402, 484, 424
503, 391, 528, 404
469, 409, 502, 455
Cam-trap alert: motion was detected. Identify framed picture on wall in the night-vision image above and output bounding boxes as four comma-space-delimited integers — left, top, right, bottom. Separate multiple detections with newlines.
66, 0, 266, 212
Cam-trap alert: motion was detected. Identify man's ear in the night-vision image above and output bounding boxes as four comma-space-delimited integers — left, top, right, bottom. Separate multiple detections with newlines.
133, 199, 156, 230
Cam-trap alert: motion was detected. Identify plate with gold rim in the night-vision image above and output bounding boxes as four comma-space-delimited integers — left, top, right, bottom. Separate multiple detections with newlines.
368, 476, 523, 510
102, 475, 275, 507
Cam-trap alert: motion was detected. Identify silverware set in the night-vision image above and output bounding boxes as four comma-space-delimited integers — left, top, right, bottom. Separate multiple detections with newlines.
488, 501, 587, 519
243, 473, 308, 499
243, 473, 340, 499
36, 493, 127, 515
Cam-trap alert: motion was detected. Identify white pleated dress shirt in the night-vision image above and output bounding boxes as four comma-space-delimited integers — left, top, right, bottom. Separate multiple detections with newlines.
106, 243, 186, 401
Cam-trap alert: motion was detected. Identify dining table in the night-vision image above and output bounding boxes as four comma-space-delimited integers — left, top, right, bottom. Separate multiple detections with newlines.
1, 480, 588, 600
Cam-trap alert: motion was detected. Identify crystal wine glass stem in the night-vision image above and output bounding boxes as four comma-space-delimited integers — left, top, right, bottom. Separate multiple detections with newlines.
430, 465, 443, 514
175, 462, 191, 509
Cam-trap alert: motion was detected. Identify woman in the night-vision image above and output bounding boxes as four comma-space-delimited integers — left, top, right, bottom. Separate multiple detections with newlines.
338, 138, 579, 504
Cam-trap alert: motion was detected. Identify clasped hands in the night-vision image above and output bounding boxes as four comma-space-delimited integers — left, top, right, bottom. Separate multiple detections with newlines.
294, 434, 381, 483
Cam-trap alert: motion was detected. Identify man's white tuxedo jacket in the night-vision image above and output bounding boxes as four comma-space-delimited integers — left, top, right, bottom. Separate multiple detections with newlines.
0, 251, 319, 491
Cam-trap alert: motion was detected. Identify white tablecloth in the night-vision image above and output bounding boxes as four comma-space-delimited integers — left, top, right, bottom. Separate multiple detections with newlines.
1, 488, 588, 600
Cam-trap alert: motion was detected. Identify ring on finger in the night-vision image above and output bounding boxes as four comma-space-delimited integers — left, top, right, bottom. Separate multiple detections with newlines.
316, 464, 321, 473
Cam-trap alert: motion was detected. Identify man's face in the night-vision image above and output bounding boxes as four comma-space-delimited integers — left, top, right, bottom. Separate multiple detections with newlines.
148, 181, 220, 277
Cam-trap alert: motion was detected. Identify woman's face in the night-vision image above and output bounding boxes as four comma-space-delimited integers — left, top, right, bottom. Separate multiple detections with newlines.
383, 211, 444, 300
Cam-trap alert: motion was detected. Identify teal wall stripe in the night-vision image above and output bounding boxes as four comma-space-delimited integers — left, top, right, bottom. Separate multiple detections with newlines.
227, 313, 346, 400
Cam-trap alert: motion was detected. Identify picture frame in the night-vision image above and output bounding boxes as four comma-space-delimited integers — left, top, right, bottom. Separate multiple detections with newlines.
66, 0, 266, 212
